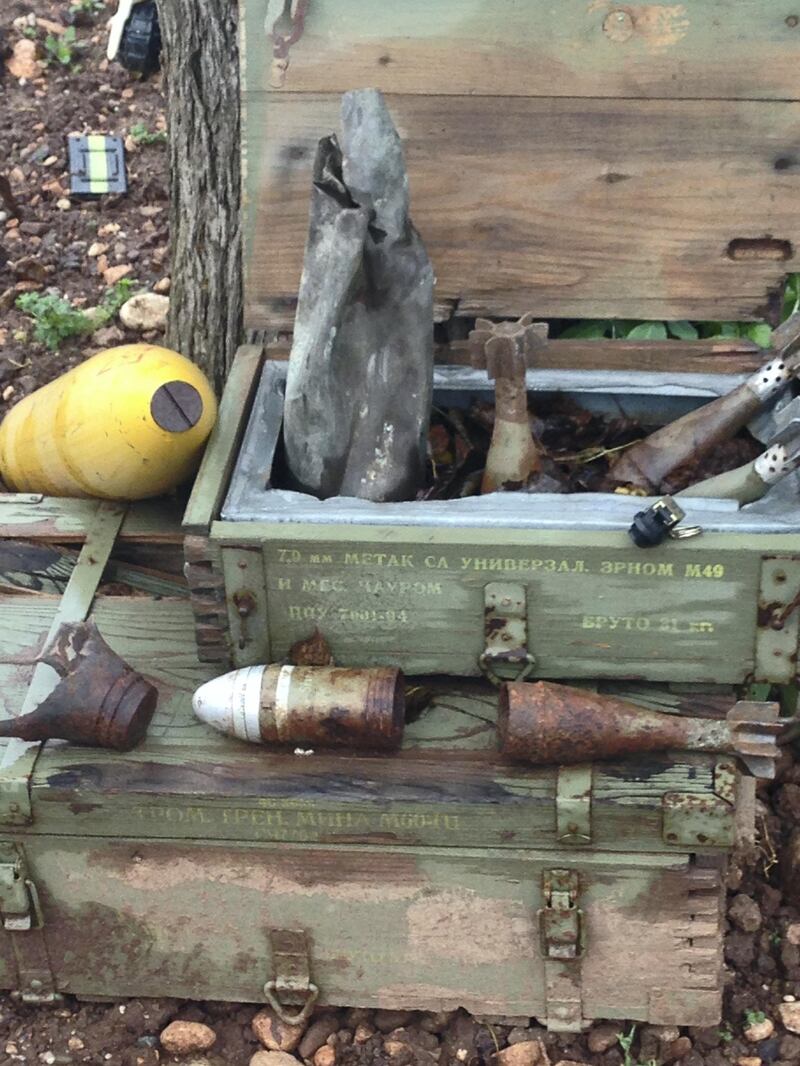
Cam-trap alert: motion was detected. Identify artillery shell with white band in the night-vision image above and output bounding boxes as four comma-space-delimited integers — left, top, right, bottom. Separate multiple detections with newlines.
193, 664, 405, 750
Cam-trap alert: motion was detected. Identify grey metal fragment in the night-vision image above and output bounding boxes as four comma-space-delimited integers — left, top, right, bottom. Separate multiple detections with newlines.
282, 88, 434, 502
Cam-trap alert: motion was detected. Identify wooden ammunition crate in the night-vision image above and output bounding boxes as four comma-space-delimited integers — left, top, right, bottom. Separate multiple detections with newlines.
0, 492, 749, 1027
184, 0, 800, 685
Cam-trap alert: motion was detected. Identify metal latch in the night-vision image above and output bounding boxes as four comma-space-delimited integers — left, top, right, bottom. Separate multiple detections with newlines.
556, 767, 593, 845
539, 869, 583, 959
0, 843, 41, 931
264, 929, 319, 1026
480, 582, 535, 685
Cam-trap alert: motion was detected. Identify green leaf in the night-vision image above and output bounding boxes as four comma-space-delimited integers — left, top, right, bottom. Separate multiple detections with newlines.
783, 274, 800, 321
625, 322, 669, 340
741, 323, 773, 348
558, 321, 610, 339
667, 320, 699, 341
701, 322, 741, 339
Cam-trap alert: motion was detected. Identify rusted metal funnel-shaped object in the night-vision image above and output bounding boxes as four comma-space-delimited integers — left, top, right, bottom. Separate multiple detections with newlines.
498, 680, 782, 779
0, 621, 157, 751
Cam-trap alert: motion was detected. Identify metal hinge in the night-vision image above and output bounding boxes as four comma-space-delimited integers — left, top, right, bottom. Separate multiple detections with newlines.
539, 869, 583, 959
479, 582, 535, 685
539, 869, 585, 1032
662, 759, 737, 849
264, 929, 319, 1027
0, 842, 62, 1004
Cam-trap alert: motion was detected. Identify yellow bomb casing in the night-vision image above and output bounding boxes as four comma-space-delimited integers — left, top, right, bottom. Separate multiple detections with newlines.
0, 344, 217, 500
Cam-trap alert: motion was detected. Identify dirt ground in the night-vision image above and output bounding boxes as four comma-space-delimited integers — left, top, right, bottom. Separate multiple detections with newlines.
0, 0, 168, 420
3, 3, 800, 1066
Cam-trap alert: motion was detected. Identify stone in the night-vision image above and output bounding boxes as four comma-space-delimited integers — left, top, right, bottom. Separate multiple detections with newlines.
492, 1044, 542, 1066
56, 199, 71, 212
588, 1026, 622, 1055
88, 242, 109, 258
782, 830, 800, 906
786, 926, 800, 948
153, 276, 171, 294
779, 1037, 800, 1062
729, 895, 763, 934
103, 264, 133, 286
375, 1012, 417, 1034
664, 1038, 693, 1064
738, 1059, 763, 1066
250, 1054, 300, 1066
252, 1009, 305, 1054
780, 1005, 800, 1036
159, 1021, 216, 1056
745, 1020, 775, 1044
119, 292, 169, 332
726, 932, 757, 970
8, 39, 40, 80
354, 1026, 376, 1044
314, 1049, 336, 1066
298, 1016, 341, 1059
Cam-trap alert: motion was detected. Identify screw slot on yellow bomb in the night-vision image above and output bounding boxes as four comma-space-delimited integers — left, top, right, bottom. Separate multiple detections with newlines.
0, 345, 217, 500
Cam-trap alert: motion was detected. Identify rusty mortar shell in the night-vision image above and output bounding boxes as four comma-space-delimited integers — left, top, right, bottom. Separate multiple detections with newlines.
469, 314, 548, 493
0, 620, 157, 751
498, 680, 781, 778
609, 310, 800, 493
193, 665, 405, 750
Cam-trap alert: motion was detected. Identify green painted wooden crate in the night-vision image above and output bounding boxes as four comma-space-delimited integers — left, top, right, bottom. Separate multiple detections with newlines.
185, 0, 800, 685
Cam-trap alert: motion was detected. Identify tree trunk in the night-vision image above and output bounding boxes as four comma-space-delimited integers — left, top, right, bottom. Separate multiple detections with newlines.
157, 0, 242, 394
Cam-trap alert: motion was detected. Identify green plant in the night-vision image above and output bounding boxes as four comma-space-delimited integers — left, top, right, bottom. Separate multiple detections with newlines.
70, 0, 105, 14
744, 1010, 767, 1027
16, 279, 139, 351
43, 25, 78, 67
557, 272, 800, 347
718, 1024, 734, 1044
616, 1026, 657, 1066
129, 122, 168, 147
16, 292, 94, 350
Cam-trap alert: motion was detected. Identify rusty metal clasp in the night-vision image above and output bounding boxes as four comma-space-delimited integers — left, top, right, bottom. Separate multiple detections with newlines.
264, 929, 319, 1026
480, 582, 536, 686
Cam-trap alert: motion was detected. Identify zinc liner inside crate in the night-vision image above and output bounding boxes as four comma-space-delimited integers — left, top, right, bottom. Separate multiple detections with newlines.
195, 355, 800, 686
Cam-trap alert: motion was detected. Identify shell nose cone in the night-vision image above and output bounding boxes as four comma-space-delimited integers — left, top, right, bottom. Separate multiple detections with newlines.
192, 665, 266, 742
192, 673, 236, 733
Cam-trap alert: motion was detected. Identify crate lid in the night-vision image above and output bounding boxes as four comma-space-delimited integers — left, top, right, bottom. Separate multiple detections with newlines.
241, 0, 799, 333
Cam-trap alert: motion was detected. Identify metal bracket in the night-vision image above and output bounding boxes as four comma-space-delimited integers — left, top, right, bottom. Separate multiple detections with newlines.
479, 582, 535, 686
264, 929, 319, 1026
556, 766, 593, 845
0, 842, 62, 1003
539, 869, 585, 1032
662, 789, 736, 849
755, 555, 800, 684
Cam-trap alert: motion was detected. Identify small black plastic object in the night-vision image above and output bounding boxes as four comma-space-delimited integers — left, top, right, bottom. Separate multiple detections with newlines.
629, 496, 686, 548
118, 0, 161, 75
68, 134, 127, 197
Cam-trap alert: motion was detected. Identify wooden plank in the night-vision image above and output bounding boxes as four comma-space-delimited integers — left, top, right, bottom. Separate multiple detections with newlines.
27, 740, 720, 852
0, 496, 184, 544
182, 345, 265, 534
0, 539, 187, 598
242, 0, 800, 102
243, 94, 799, 326
265, 338, 767, 376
